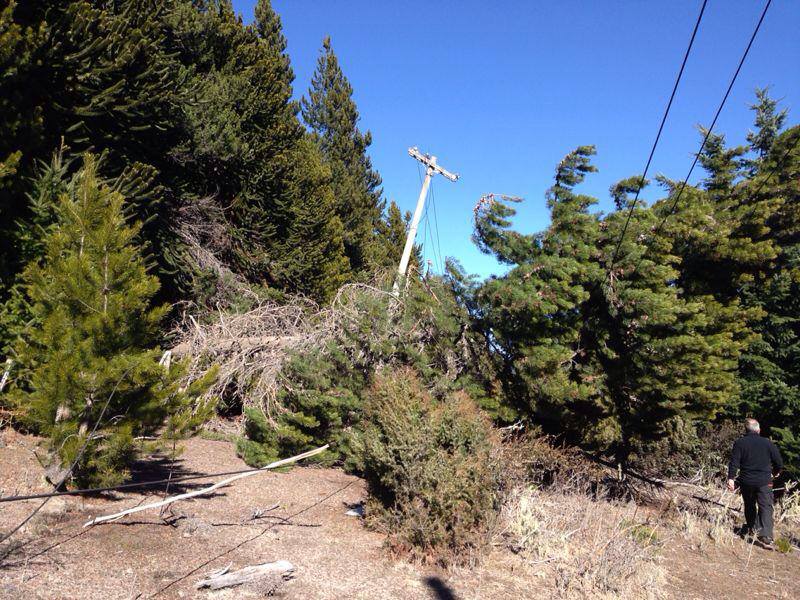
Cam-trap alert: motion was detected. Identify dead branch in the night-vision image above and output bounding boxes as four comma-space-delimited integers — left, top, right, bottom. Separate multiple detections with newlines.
170, 282, 401, 418
83, 444, 329, 527
0, 359, 12, 393
195, 560, 294, 590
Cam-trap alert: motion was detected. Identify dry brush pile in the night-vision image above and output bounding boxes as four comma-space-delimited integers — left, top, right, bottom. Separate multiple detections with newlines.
169, 283, 399, 419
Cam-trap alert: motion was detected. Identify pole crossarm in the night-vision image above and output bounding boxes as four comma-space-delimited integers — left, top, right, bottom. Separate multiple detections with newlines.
408, 147, 459, 181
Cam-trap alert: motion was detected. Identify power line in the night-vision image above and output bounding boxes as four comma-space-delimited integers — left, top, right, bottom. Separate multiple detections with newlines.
648, 0, 772, 243
607, 0, 708, 269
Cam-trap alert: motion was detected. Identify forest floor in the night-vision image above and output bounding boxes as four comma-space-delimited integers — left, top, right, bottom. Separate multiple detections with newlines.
1, 429, 798, 600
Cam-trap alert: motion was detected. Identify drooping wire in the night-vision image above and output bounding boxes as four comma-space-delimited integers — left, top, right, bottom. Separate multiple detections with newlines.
430, 178, 445, 273
647, 0, 772, 244
607, 0, 709, 269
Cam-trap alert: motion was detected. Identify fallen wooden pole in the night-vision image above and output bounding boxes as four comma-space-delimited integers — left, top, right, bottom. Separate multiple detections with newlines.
196, 560, 294, 590
83, 444, 329, 527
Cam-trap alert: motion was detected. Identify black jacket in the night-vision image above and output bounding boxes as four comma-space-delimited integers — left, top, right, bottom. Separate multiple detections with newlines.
727, 432, 783, 487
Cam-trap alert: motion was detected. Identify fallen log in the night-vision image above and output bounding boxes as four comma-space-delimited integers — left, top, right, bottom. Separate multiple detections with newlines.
83, 444, 329, 527
196, 560, 294, 590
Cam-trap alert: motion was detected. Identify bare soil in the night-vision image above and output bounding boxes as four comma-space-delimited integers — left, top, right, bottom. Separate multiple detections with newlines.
1, 429, 798, 599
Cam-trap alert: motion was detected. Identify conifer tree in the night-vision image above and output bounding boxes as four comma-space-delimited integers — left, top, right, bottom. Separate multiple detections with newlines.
373, 200, 412, 273
747, 87, 788, 161
301, 37, 385, 275
0, 0, 187, 328
697, 128, 746, 195
10, 156, 214, 486
475, 147, 749, 462
737, 125, 800, 472
172, 1, 349, 301
253, 0, 292, 82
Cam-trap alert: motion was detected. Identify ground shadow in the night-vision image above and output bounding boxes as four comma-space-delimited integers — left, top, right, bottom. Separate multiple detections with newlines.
425, 576, 459, 600
90, 452, 227, 501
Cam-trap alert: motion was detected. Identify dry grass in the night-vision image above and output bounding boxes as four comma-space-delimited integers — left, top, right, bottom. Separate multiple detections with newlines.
777, 484, 800, 550
501, 486, 666, 599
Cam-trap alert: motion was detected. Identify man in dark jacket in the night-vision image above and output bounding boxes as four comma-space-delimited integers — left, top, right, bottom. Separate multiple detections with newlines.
727, 418, 783, 546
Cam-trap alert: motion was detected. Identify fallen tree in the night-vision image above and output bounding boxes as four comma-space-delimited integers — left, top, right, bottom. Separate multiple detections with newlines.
196, 560, 294, 591
170, 283, 398, 418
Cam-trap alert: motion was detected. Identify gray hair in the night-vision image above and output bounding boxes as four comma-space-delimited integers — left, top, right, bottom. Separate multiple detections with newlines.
744, 418, 760, 433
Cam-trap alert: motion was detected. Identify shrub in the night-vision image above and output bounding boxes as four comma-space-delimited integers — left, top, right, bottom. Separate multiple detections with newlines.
237, 270, 504, 467
361, 368, 501, 566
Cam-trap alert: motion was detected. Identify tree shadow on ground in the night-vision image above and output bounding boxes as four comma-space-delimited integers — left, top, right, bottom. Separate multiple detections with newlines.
86, 454, 231, 502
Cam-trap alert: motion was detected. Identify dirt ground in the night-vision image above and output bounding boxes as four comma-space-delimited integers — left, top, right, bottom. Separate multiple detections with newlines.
1, 429, 798, 599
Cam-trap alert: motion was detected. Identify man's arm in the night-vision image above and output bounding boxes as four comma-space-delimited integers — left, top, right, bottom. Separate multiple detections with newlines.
769, 440, 783, 477
727, 440, 741, 491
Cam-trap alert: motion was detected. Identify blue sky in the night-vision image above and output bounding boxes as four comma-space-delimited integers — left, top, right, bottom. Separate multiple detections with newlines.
232, 0, 800, 278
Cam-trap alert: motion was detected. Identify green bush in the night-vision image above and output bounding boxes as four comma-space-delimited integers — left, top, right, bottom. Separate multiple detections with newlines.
362, 368, 501, 566
237, 270, 505, 468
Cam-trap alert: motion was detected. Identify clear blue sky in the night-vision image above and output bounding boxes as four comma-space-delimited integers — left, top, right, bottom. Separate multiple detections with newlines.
232, 0, 799, 278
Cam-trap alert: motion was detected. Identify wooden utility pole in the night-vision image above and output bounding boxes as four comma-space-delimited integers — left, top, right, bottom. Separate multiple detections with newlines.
393, 147, 459, 295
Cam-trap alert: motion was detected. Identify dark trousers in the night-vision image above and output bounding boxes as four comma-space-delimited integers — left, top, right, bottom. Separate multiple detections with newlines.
740, 483, 774, 540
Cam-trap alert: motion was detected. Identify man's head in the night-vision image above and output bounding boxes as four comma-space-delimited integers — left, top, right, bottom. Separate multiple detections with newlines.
744, 418, 760, 434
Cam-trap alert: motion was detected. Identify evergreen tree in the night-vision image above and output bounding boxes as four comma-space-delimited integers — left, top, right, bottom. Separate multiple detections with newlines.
373, 200, 412, 273
253, 0, 292, 81
10, 156, 214, 486
475, 147, 750, 462
0, 0, 353, 325
170, 0, 349, 301
736, 125, 800, 473
0, 0, 185, 289
301, 37, 385, 275
747, 87, 788, 161
697, 128, 747, 195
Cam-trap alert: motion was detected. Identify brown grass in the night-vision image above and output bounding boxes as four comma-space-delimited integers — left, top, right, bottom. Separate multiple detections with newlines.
500, 486, 666, 599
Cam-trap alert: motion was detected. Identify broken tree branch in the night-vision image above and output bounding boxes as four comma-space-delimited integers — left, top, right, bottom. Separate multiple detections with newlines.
83, 444, 329, 527
195, 560, 294, 590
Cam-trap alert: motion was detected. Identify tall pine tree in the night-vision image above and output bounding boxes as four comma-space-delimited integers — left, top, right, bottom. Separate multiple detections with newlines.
301, 37, 386, 275
475, 146, 749, 463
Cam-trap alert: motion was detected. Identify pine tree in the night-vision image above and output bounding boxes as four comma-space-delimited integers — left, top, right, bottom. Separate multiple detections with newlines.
10, 156, 214, 487
697, 128, 747, 195
475, 147, 750, 462
253, 0, 292, 82
301, 37, 385, 275
171, 1, 349, 301
0, 0, 187, 337
747, 87, 788, 161
372, 200, 411, 272
737, 125, 800, 473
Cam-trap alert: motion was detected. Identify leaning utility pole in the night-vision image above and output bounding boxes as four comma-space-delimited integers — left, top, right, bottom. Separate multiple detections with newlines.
393, 147, 459, 295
